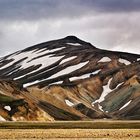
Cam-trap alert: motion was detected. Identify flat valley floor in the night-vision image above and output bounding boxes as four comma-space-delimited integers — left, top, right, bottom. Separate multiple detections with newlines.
0, 121, 140, 139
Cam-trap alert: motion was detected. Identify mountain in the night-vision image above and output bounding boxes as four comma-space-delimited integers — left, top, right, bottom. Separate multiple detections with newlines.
0, 36, 140, 121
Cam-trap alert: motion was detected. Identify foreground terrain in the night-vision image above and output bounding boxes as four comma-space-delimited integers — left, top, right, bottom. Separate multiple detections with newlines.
0, 129, 140, 139
0, 121, 139, 139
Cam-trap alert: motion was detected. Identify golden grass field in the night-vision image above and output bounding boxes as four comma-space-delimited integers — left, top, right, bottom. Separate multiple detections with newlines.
0, 120, 140, 139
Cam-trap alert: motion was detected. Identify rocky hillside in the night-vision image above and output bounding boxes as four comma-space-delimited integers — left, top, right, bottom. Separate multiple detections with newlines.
0, 36, 140, 121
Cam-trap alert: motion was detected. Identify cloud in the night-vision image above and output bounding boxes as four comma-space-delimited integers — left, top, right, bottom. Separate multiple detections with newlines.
0, 0, 91, 21
86, 0, 140, 12
0, 12, 140, 56
0, 0, 140, 56
0, 0, 140, 21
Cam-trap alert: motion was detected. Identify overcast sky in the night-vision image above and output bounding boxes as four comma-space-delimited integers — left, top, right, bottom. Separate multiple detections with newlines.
0, 0, 140, 57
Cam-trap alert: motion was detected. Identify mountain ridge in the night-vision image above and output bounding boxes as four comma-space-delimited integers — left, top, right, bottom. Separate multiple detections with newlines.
0, 36, 140, 121
0, 35, 140, 88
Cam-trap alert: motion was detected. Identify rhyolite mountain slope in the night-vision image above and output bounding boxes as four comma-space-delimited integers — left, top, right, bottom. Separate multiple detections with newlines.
0, 36, 140, 121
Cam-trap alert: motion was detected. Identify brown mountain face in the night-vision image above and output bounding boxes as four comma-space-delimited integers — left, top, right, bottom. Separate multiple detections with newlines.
0, 36, 140, 121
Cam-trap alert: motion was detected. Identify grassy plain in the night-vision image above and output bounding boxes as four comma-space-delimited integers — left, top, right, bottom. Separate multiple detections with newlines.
0, 120, 139, 139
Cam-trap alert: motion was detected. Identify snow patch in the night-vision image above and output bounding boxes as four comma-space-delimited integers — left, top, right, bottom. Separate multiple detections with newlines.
70, 73, 90, 81
13, 54, 64, 80
98, 57, 111, 62
92, 78, 113, 112
65, 99, 74, 106
0, 47, 65, 72
7, 69, 19, 76
48, 47, 65, 52
119, 100, 132, 110
50, 81, 63, 85
70, 69, 101, 81
48, 61, 89, 80
60, 56, 77, 64
114, 82, 124, 89
23, 80, 63, 88
0, 116, 6, 121
118, 58, 131, 65
98, 104, 104, 112
23, 80, 40, 88
93, 78, 113, 104
19, 53, 64, 70
4, 106, 11, 111
14, 75, 28, 80
91, 69, 101, 75
66, 43, 81, 46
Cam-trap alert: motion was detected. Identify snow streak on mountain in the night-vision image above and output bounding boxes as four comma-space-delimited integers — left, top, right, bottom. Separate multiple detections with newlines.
0, 36, 140, 88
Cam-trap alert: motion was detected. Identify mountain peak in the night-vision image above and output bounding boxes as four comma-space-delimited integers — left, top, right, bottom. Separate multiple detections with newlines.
63, 35, 79, 41
62, 35, 94, 48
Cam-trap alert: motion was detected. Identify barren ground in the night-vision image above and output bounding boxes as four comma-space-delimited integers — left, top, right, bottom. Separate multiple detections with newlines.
0, 129, 140, 139
0, 121, 139, 139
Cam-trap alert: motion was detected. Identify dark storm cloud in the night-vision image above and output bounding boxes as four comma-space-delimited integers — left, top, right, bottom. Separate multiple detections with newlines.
86, 0, 140, 12
0, 0, 140, 20
0, 0, 89, 20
